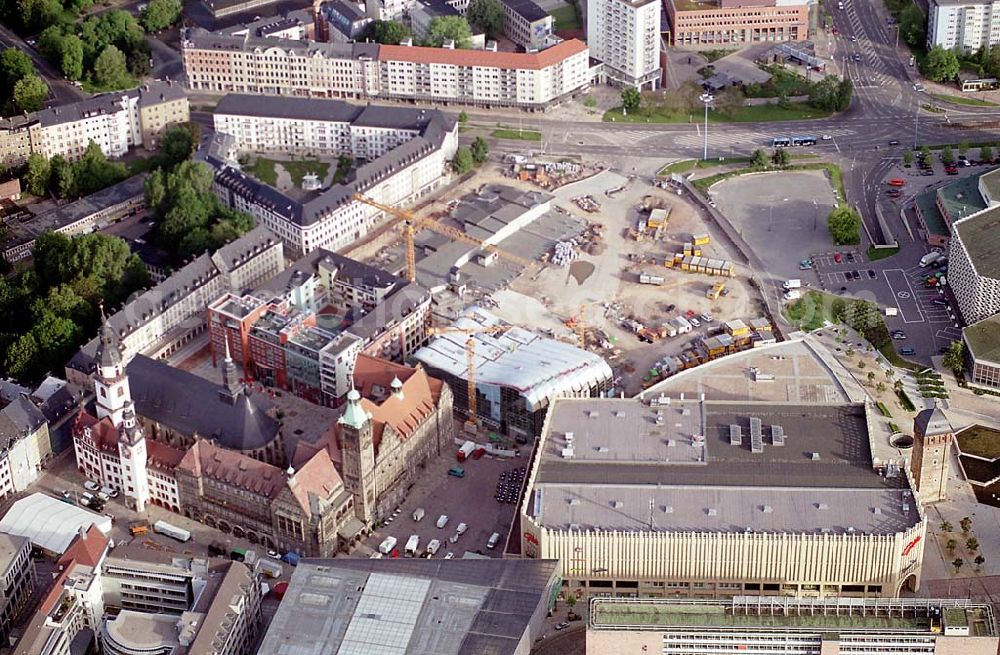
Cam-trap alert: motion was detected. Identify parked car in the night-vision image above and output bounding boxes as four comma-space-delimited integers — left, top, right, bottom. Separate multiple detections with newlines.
888, 140, 900, 146
867, 270, 877, 279
555, 622, 570, 631
84, 481, 100, 492
931, 299, 949, 306
448, 466, 465, 478
689, 317, 701, 328
899, 347, 916, 355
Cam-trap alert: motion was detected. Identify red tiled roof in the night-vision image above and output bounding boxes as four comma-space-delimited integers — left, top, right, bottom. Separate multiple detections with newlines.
352, 354, 416, 398
73, 411, 185, 471
378, 39, 588, 71
178, 440, 286, 498
289, 448, 343, 513
40, 526, 110, 615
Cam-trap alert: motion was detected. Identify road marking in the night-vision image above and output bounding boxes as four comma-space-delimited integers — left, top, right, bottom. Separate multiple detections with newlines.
883, 268, 924, 323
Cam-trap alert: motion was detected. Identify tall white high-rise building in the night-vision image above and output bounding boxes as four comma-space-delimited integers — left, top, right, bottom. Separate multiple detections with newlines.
927, 0, 1000, 51
587, 0, 661, 89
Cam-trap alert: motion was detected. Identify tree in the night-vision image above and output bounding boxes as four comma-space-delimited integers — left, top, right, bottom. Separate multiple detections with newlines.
946, 538, 957, 552
943, 340, 965, 372
369, 20, 410, 44
714, 86, 744, 118
0, 48, 35, 93
903, 150, 914, 165
941, 521, 953, 533
93, 45, 131, 89
923, 45, 960, 82
426, 16, 473, 48
458, 110, 469, 123
959, 140, 970, 155
899, 4, 926, 47
141, 0, 182, 31
875, 381, 886, 394
772, 147, 791, 168
975, 554, 986, 570
836, 77, 853, 111
13, 74, 48, 112
452, 146, 474, 174
960, 516, 973, 534
60, 34, 85, 81
941, 146, 955, 165
751, 148, 770, 170
967, 536, 979, 552
867, 371, 876, 385
23, 154, 51, 197
621, 87, 641, 114
953, 557, 964, 573
467, 0, 505, 39
50, 155, 77, 198
920, 145, 931, 160
470, 136, 489, 164
808, 75, 843, 111
980, 144, 993, 163
827, 206, 862, 245
159, 124, 198, 170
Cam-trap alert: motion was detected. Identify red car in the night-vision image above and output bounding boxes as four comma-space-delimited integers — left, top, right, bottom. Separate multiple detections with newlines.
834, 252, 843, 263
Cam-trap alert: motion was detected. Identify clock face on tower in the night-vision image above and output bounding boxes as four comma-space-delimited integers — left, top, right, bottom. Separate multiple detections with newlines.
121, 445, 131, 457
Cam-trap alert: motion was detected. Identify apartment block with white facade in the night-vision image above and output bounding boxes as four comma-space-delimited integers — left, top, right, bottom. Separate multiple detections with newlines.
181, 29, 591, 109
948, 205, 1000, 324
927, 0, 1000, 51
208, 97, 457, 258
587, 0, 661, 89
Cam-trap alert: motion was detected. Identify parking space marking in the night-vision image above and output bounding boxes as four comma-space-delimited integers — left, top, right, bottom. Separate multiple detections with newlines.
883, 268, 924, 324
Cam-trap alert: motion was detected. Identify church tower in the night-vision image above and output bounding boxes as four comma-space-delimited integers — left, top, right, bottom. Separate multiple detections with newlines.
118, 400, 151, 513
218, 339, 245, 405
911, 406, 954, 504
94, 306, 130, 426
339, 389, 376, 524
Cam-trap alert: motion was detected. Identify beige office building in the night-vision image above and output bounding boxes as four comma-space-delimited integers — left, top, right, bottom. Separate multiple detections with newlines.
665, 0, 810, 49
521, 397, 926, 600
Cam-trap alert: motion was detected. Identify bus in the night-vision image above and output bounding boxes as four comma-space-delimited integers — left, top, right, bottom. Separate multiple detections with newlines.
792, 135, 818, 146
771, 137, 792, 148
153, 520, 191, 543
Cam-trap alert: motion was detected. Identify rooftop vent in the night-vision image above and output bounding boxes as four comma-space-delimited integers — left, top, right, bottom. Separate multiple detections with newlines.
873, 507, 882, 515
596, 446, 609, 453
568, 498, 580, 506
706, 508, 717, 516
761, 505, 773, 513
611, 501, 623, 509
810, 452, 821, 460
816, 503, 828, 510
615, 411, 626, 418
902, 503, 910, 512
663, 506, 673, 513
588, 411, 600, 418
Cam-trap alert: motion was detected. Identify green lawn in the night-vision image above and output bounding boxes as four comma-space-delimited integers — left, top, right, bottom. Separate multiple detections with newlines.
244, 158, 279, 186
658, 157, 751, 176
491, 128, 542, 141
785, 291, 840, 332
955, 425, 1000, 459
867, 246, 900, 261
280, 158, 330, 186
81, 76, 139, 94
550, 4, 581, 30
604, 102, 832, 124
931, 93, 998, 107
244, 157, 330, 187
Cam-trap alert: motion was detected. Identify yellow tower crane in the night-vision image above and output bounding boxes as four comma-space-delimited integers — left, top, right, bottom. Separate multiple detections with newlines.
426, 324, 512, 431
352, 193, 540, 284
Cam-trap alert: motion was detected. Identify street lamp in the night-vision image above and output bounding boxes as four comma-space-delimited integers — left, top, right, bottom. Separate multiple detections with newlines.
699, 93, 713, 161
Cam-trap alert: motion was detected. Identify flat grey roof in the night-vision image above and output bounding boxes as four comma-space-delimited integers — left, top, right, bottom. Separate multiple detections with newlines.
953, 205, 1000, 281
502, 0, 549, 22
257, 558, 558, 655
529, 398, 920, 536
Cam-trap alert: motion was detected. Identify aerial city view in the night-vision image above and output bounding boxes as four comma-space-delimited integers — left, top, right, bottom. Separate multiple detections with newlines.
2, 0, 1000, 651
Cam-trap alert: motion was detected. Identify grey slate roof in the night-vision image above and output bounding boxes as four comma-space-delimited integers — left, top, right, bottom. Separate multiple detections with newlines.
502, 0, 549, 22
0, 396, 46, 443
32, 81, 184, 128
126, 355, 280, 451
321, 250, 402, 289
914, 406, 952, 437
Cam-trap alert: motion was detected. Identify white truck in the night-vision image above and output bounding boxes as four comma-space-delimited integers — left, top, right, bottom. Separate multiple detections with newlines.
405, 535, 420, 557
153, 520, 191, 543
258, 558, 283, 579
782, 279, 802, 291
436, 515, 449, 529
412, 507, 425, 522
671, 316, 693, 334
920, 251, 945, 267
426, 539, 441, 556
378, 536, 398, 555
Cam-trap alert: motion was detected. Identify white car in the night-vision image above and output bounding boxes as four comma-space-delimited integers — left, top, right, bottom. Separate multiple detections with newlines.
436, 514, 449, 529
444, 552, 455, 559
821, 134, 832, 141
83, 480, 100, 492
700, 313, 713, 322
456, 522, 468, 535
689, 317, 701, 328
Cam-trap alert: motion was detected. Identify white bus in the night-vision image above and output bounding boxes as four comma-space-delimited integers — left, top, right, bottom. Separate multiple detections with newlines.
153, 520, 191, 543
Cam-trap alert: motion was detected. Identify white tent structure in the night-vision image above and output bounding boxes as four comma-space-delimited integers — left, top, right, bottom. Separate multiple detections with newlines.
0, 493, 112, 554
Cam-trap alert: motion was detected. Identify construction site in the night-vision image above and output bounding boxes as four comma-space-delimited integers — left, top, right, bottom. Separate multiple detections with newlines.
347, 157, 774, 396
